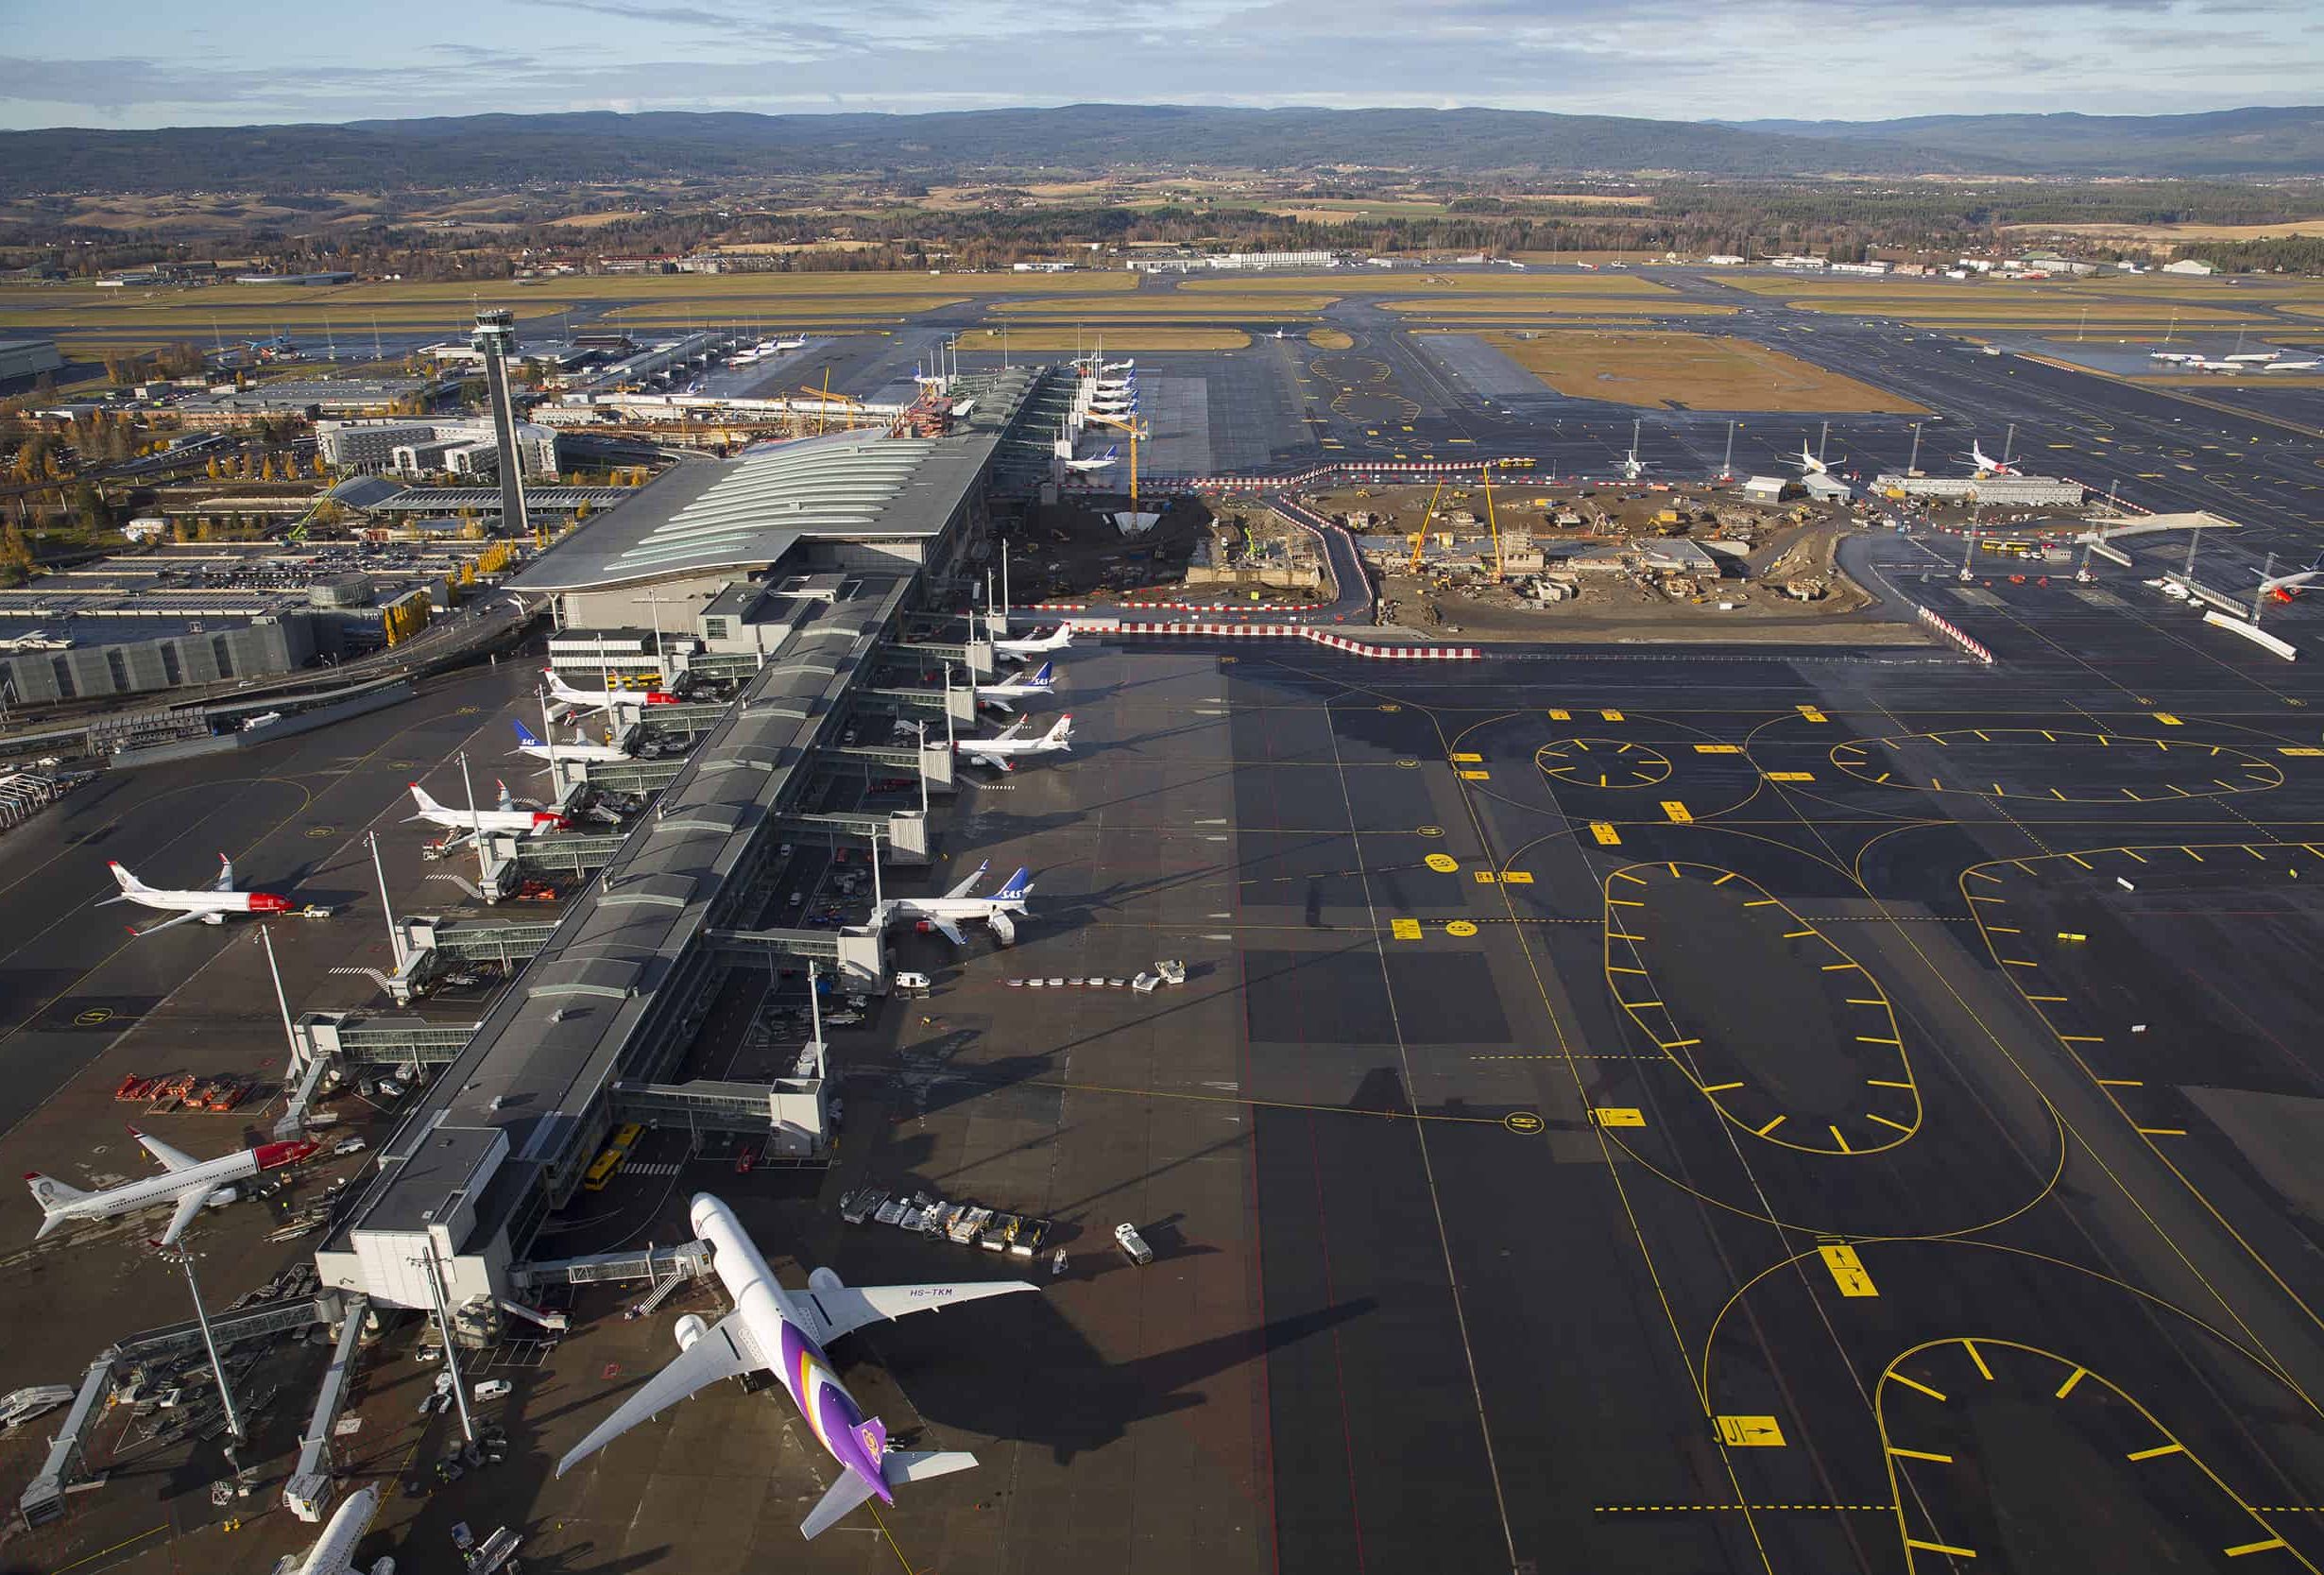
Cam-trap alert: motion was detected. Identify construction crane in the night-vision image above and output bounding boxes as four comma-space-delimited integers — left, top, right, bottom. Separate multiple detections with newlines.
798, 369, 865, 437
1408, 480, 1444, 574
1083, 410, 1151, 518
1479, 466, 1505, 583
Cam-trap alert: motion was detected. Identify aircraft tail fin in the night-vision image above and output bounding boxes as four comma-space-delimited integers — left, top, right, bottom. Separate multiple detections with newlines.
1046, 713, 1073, 745
1028, 660, 1054, 687
406, 783, 442, 817
26, 1173, 91, 1232
98, 862, 142, 904
993, 866, 1034, 901
513, 719, 542, 749
857, 1416, 888, 1460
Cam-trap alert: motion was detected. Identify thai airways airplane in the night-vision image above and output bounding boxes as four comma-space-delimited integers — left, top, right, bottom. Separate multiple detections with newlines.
954, 714, 1072, 772
993, 624, 1072, 662
1063, 446, 1119, 473
103, 856, 292, 935
557, 1194, 1034, 1539
975, 659, 1056, 714
405, 783, 566, 843
543, 669, 678, 720
1967, 441, 2019, 475
865, 860, 1035, 947
273, 1483, 384, 1575
26, 1128, 320, 1247
511, 719, 629, 764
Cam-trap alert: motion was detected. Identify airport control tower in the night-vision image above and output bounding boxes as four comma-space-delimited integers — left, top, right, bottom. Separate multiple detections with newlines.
470, 308, 531, 539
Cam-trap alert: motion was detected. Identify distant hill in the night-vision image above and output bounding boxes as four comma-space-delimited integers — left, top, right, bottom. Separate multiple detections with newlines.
1722, 106, 2324, 178
1, 103, 2317, 197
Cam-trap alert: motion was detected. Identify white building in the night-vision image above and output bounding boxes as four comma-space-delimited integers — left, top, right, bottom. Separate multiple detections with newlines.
1702, 255, 1746, 266
2162, 259, 2215, 276
318, 418, 556, 478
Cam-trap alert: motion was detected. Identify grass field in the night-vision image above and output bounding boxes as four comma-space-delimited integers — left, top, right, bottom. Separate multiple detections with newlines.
959, 326, 1250, 351
993, 294, 1337, 317
1383, 299, 1736, 317
1177, 271, 1673, 296
1466, 329, 1926, 413
1997, 220, 2324, 245
1307, 327, 1356, 350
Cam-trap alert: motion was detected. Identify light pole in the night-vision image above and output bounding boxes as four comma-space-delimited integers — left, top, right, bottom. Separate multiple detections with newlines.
416, 1243, 477, 1445
171, 1248, 245, 1447
369, 830, 403, 974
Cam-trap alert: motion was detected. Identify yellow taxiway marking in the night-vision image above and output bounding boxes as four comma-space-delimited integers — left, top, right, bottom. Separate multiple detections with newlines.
2128, 1443, 2185, 1462
1963, 1342, 1993, 1381
2055, 1367, 2089, 1399
1661, 799, 1692, 823
1715, 1415, 1786, 1447
1820, 1243, 1878, 1296
1501, 870, 1533, 883
1458, 769, 1490, 780
1696, 743, 1743, 754
2226, 1539, 2288, 1559
1767, 771, 1815, 782
1425, 852, 1460, 873
1590, 822, 1623, 846
1754, 1115, 1786, 1138
1546, 709, 1571, 720
1905, 1539, 1978, 1559
1890, 1374, 1947, 1402
1888, 1447, 1951, 1463
1390, 918, 1422, 941
1595, 1106, 1646, 1127
2153, 712, 2182, 726
1450, 751, 1483, 762
1601, 710, 1624, 721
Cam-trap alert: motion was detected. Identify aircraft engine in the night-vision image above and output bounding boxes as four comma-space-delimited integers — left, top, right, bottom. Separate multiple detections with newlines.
988, 912, 1017, 947
808, 1267, 843, 1293
675, 1313, 709, 1352
208, 1187, 238, 1207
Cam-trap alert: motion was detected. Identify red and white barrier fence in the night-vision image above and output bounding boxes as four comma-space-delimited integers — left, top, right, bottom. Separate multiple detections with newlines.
1916, 604, 1996, 665
1105, 623, 1480, 659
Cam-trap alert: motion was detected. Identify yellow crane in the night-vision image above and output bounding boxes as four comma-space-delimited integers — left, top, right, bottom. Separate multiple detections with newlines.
1479, 465, 1505, 583
1408, 480, 1444, 574
1083, 410, 1151, 519
799, 369, 865, 436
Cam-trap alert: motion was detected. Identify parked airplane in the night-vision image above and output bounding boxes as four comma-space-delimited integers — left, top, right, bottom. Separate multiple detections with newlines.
975, 660, 1056, 714
867, 859, 1034, 947
2149, 351, 2200, 364
955, 714, 1072, 772
2263, 359, 2323, 372
405, 783, 567, 842
1063, 446, 1119, 474
1788, 443, 1834, 476
543, 669, 678, 720
26, 1128, 321, 1247
102, 856, 292, 935
2258, 554, 2324, 600
1098, 359, 1134, 374
1619, 419, 1645, 483
556, 1193, 1034, 1539
993, 624, 1073, 662
269, 1483, 385, 1575
1967, 441, 2019, 475
511, 719, 629, 764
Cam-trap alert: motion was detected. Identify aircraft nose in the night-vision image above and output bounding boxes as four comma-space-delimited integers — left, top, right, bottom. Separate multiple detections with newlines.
253, 893, 293, 913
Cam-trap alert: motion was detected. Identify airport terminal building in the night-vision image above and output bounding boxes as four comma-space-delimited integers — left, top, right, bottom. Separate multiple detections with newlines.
315, 367, 1047, 1317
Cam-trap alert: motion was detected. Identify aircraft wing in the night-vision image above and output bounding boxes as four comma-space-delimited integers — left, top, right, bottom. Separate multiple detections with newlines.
929, 916, 967, 947
965, 753, 1012, 773
136, 1132, 204, 1173
801, 1279, 1039, 1344
944, 861, 991, 900
213, 856, 235, 893
555, 1310, 761, 1479
981, 693, 1016, 713
990, 717, 1029, 743
156, 1186, 217, 1248
801, 1467, 882, 1541
128, 909, 205, 938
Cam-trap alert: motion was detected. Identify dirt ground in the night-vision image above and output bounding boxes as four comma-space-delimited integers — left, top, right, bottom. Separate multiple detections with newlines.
1472, 330, 1927, 413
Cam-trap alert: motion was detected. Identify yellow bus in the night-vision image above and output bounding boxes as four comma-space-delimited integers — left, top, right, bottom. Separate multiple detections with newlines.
582, 1148, 624, 1191
609, 1122, 644, 1156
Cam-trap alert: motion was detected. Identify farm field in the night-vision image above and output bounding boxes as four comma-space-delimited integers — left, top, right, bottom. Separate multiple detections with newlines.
1460, 328, 1928, 413
1176, 270, 1675, 295
957, 325, 1249, 351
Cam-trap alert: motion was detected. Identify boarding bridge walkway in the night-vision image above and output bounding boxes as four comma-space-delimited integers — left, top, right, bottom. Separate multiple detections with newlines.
17, 1356, 115, 1526
512, 1240, 709, 1291
282, 1294, 367, 1522
297, 1012, 480, 1069
608, 1077, 832, 1156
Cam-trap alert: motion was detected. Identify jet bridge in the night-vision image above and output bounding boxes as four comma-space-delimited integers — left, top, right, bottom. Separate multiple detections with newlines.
16, 1356, 115, 1528
282, 1294, 368, 1522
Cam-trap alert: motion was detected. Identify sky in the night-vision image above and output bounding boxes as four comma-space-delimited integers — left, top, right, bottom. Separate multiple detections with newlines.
0, 0, 2317, 130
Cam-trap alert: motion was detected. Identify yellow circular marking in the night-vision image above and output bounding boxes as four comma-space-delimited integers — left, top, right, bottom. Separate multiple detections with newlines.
1538, 738, 1673, 789
1378, 704, 1402, 712
1396, 758, 1419, 769
1218, 656, 1238, 664
305, 825, 335, 839
75, 1008, 112, 1026
1416, 824, 1444, 838
1425, 852, 1460, 873
1503, 1110, 1545, 1135
456, 706, 482, 716
1830, 728, 2281, 802
1446, 919, 1479, 937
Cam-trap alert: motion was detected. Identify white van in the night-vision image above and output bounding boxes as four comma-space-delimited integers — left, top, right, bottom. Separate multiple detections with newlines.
472, 1379, 512, 1402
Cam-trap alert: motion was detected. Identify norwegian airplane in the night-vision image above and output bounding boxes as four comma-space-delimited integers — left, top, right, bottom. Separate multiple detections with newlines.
543, 668, 678, 720
975, 659, 1056, 714
864, 859, 1035, 947
557, 1193, 1035, 1540
103, 855, 292, 936
26, 1127, 321, 1247
406, 782, 566, 844
955, 714, 1072, 772
993, 624, 1072, 663
1967, 441, 2020, 475
510, 719, 630, 764
1063, 445, 1119, 473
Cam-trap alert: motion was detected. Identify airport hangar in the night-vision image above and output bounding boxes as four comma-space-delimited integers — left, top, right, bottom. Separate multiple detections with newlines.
310, 367, 1049, 1322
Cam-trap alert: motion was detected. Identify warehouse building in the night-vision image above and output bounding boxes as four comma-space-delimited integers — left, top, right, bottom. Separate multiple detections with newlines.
319, 418, 557, 478
1873, 472, 2087, 506
0, 337, 64, 389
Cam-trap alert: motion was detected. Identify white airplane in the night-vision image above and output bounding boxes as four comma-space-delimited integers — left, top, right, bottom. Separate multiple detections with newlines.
2263, 359, 2322, 372
2258, 554, 2324, 601
993, 624, 1073, 663
975, 659, 1056, 714
102, 855, 293, 935
1788, 443, 1835, 476
543, 668, 677, 721
270, 1483, 385, 1575
1619, 419, 1645, 483
511, 718, 629, 764
1967, 441, 2019, 475
1063, 446, 1119, 474
2149, 351, 2200, 364
1098, 359, 1133, 374
865, 859, 1034, 947
26, 1128, 321, 1247
405, 782, 567, 843
556, 1193, 1034, 1540
954, 713, 1072, 773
